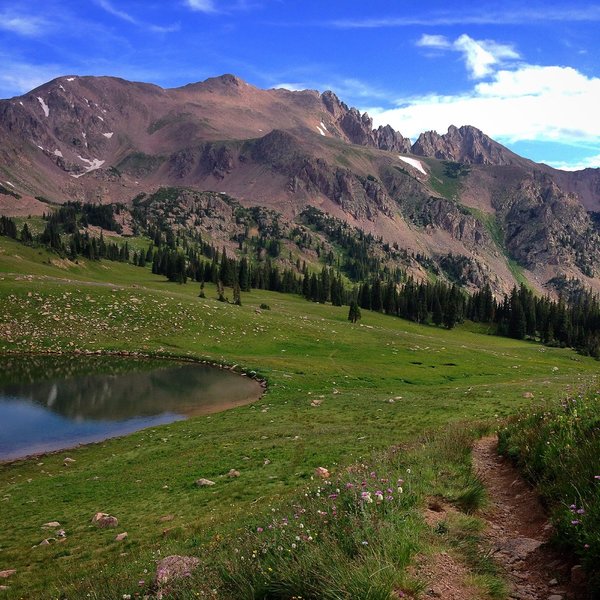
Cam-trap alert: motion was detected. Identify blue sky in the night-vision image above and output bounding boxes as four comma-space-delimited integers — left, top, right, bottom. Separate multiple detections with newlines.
1, 0, 599, 169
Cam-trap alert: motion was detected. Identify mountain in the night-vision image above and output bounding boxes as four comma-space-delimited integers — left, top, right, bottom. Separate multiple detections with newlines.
1, 74, 599, 296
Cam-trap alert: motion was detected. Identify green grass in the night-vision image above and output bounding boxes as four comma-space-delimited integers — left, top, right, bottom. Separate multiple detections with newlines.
0, 235, 598, 598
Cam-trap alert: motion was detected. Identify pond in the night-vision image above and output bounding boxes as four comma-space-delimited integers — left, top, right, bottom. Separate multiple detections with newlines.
0, 355, 263, 461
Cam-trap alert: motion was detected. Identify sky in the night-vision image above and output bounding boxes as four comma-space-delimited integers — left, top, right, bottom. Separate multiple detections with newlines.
1, 0, 599, 170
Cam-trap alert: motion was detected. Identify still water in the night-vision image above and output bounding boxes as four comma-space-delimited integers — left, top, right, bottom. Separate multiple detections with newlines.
0, 355, 262, 461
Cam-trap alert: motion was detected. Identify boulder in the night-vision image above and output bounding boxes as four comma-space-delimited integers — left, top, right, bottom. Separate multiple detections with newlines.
227, 469, 240, 478
91, 512, 118, 528
0, 570, 16, 579
194, 478, 215, 487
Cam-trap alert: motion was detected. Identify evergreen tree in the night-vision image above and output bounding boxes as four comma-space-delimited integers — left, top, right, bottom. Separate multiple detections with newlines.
348, 300, 361, 323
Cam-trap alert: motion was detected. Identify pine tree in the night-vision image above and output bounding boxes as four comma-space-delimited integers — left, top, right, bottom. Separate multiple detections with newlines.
348, 300, 361, 323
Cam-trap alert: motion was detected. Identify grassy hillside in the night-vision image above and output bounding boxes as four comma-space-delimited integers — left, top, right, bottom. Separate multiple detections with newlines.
0, 237, 597, 598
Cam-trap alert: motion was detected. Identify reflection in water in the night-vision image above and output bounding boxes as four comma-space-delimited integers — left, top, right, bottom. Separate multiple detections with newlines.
0, 355, 262, 461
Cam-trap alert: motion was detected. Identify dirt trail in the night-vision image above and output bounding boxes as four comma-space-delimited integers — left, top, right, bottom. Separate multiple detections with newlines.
472, 436, 583, 600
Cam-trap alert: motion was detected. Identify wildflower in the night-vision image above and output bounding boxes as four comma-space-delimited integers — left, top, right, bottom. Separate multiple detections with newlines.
257, 527, 263, 532
576, 509, 585, 515
291, 543, 297, 549
594, 475, 600, 480
370, 471, 377, 478
375, 490, 384, 502
571, 520, 581, 525
328, 493, 338, 499
397, 486, 403, 494
361, 491, 373, 503
345, 482, 354, 489
361, 540, 368, 545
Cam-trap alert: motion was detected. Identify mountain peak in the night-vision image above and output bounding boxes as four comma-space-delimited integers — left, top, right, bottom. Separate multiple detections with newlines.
412, 124, 524, 166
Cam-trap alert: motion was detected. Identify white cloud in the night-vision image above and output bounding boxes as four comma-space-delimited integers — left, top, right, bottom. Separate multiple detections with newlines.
544, 154, 600, 171
416, 34, 451, 50
418, 34, 519, 79
370, 65, 600, 150
185, 0, 218, 13
0, 11, 49, 36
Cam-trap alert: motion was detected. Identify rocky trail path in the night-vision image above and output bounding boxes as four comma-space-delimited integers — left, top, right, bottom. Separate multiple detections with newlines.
471, 436, 586, 600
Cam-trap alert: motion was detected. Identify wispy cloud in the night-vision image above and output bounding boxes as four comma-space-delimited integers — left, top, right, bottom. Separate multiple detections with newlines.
0, 58, 65, 98
184, 0, 264, 14
272, 76, 389, 102
185, 0, 218, 13
0, 10, 50, 37
95, 0, 179, 33
418, 34, 519, 79
331, 6, 600, 28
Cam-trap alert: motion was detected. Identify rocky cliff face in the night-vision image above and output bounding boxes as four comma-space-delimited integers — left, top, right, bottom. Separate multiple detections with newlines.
321, 90, 412, 153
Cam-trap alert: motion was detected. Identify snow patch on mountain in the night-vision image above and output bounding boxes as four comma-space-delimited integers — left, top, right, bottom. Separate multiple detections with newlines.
398, 156, 427, 175
37, 97, 49, 117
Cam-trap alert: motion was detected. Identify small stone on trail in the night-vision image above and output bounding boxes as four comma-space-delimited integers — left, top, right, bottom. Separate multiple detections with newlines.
114, 532, 128, 541
315, 466, 330, 479
92, 512, 118, 528
0, 570, 16, 579
195, 478, 215, 487
227, 469, 240, 478
570, 565, 586, 586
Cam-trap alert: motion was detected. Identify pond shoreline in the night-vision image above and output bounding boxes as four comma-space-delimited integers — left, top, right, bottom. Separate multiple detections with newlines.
0, 349, 267, 466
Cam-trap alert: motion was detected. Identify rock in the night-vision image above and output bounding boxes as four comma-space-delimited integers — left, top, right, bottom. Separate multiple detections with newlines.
114, 532, 128, 541
0, 585, 9, 591
523, 392, 534, 398
0, 570, 16, 579
310, 399, 322, 407
548, 595, 563, 600
571, 564, 586, 586
227, 469, 240, 478
314, 467, 330, 479
38, 539, 51, 546
549, 578, 558, 585
63, 457, 76, 465
263, 459, 271, 466
91, 512, 118, 528
154, 555, 200, 598
159, 515, 174, 523
42, 521, 61, 528
57, 529, 66, 538
194, 478, 215, 487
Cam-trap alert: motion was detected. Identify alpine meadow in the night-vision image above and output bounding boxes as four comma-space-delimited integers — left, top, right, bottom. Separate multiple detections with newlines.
1, 2, 600, 598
